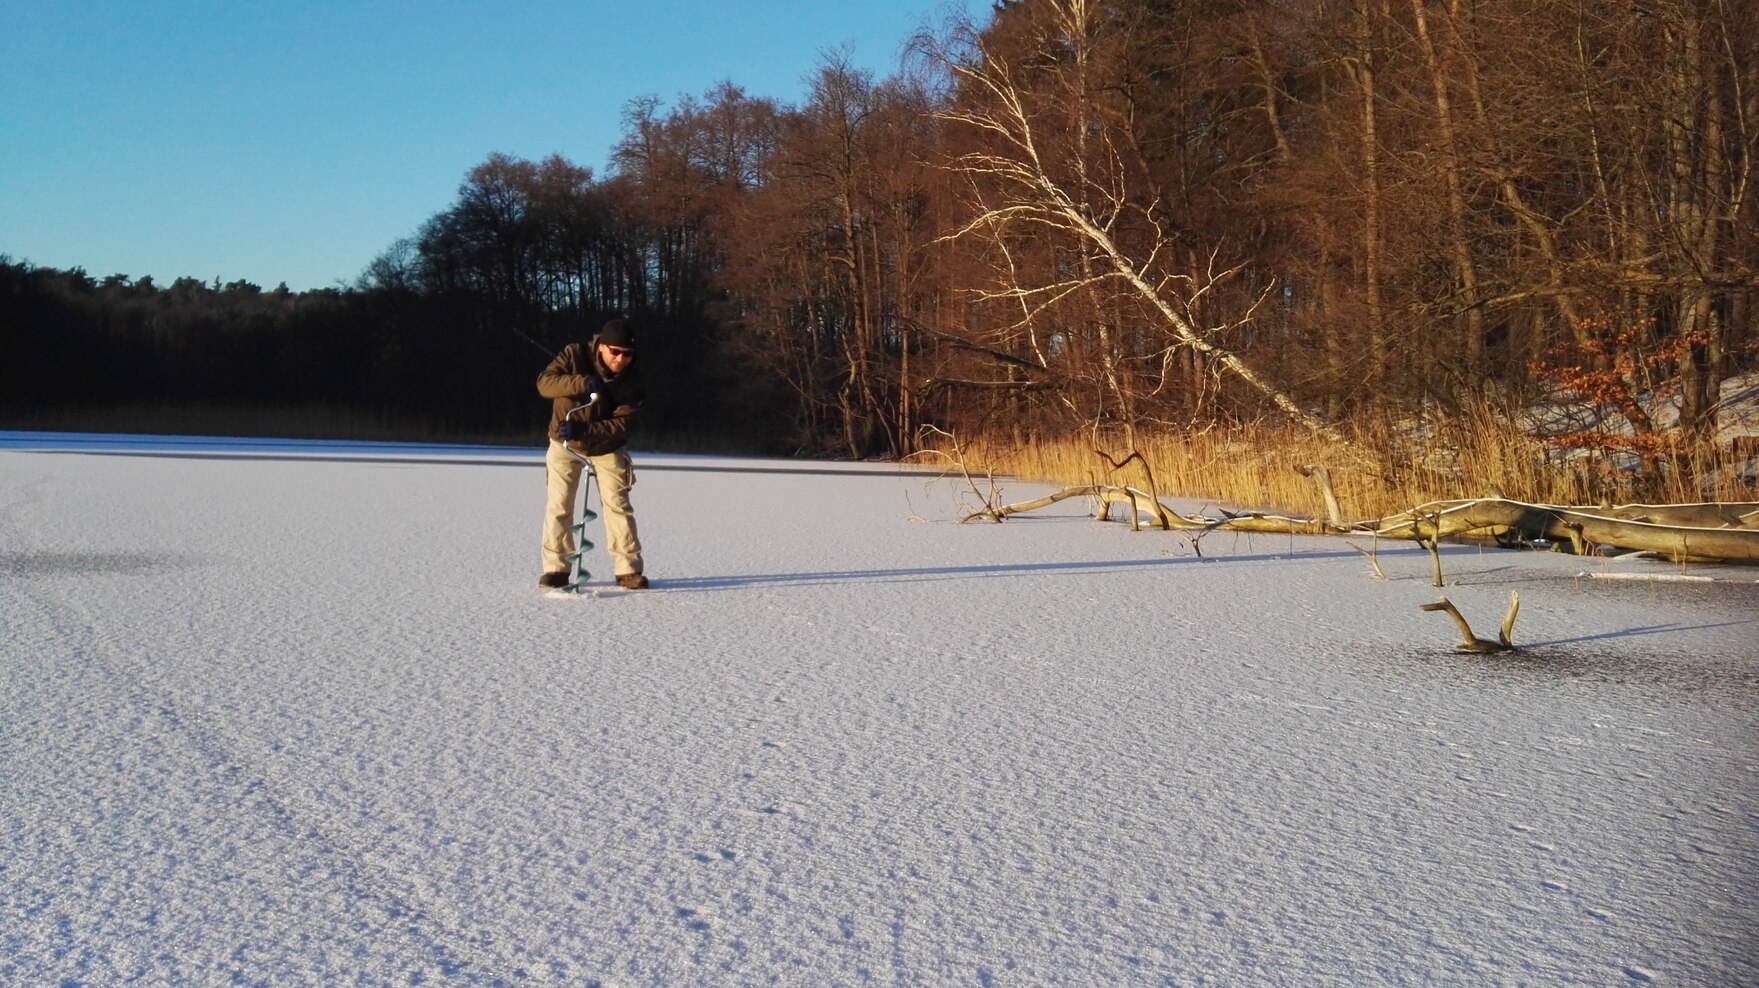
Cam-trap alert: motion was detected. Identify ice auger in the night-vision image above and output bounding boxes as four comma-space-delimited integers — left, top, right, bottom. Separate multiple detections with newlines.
558, 399, 600, 593
560, 446, 598, 593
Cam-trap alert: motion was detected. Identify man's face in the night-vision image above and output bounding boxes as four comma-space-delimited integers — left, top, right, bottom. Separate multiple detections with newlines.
597, 341, 633, 373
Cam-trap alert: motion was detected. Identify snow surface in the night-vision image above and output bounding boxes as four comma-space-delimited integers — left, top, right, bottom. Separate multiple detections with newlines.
3, 438, 1756, 986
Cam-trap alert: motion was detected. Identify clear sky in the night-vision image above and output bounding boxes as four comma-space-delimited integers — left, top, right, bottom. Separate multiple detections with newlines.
1, 1, 991, 292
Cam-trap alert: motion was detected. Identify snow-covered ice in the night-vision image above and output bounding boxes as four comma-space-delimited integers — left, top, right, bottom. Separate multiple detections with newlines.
3, 438, 1755, 986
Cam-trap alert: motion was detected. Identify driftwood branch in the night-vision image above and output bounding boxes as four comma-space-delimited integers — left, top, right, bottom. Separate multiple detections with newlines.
1420, 593, 1520, 653
1418, 509, 1446, 587
917, 426, 1006, 523
1296, 464, 1344, 529
959, 484, 1331, 534
1096, 450, 1174, 530
1345, 540, 1388, 580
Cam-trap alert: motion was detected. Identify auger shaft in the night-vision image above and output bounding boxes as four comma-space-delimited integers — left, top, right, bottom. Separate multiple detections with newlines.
561, 446, 598, 593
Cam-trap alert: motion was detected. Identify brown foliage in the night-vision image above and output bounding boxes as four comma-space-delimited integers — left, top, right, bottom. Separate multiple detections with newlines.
384, 0, 1759, 468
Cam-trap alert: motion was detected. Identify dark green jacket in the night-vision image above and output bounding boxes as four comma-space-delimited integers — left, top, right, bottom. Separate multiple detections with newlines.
537, 336, 644, 455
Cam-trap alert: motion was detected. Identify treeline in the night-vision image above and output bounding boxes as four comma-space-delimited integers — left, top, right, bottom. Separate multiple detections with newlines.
0, 265, 552, 441
5, 0, 1755, 461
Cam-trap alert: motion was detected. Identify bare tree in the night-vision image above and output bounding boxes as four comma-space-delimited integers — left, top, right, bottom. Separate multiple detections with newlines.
923, 0, 1343, 442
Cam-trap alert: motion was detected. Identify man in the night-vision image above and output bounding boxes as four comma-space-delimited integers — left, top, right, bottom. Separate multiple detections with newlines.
537, 318, 648, 590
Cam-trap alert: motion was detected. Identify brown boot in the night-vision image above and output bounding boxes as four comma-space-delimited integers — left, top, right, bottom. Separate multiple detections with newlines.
615, 573, 649, 590
538, 571, 570, 589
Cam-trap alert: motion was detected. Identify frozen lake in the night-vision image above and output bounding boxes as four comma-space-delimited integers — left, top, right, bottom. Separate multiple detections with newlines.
3, 436, 1755, 985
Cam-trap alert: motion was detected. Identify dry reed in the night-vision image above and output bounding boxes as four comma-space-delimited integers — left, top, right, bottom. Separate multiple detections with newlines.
955, 401, 1757, 523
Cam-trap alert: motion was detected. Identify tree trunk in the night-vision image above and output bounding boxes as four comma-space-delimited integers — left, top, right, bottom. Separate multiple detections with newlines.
1411, 0, 1485, 367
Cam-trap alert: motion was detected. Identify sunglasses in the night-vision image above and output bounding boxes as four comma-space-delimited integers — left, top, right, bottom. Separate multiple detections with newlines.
603, 346, 633, 357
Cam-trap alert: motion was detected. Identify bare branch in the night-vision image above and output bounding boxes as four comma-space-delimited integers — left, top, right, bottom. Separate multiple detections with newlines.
1420, 594, 1519, 653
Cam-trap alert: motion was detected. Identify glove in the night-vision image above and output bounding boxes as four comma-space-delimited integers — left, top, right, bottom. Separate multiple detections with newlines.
558, 376, 606, 441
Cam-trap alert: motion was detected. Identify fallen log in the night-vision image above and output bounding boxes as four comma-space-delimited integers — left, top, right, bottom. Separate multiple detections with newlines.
1375, 499, 1759, 562
1587, 502, 1759, 529
964, 486, 1759, 563
962, 484, 1100, 523
962, 485, 1334, 535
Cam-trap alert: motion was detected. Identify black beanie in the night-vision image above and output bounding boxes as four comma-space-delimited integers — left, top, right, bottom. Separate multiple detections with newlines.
598, 319, 635, 349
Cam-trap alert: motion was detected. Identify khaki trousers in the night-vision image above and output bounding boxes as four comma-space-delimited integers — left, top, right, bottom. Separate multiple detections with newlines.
542, 441, 643, 577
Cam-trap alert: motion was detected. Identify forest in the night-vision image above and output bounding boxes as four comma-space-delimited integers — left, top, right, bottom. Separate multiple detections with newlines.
4, 0, 1755, 505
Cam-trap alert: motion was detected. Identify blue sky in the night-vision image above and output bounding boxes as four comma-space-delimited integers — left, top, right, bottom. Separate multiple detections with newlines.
1, 1, 990, 292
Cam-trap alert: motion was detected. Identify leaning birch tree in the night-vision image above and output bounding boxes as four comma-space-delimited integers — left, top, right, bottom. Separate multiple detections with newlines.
923, 0, 1344, 443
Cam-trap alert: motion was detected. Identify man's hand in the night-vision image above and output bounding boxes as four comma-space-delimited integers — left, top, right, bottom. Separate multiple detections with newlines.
557, 375, 607, 441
